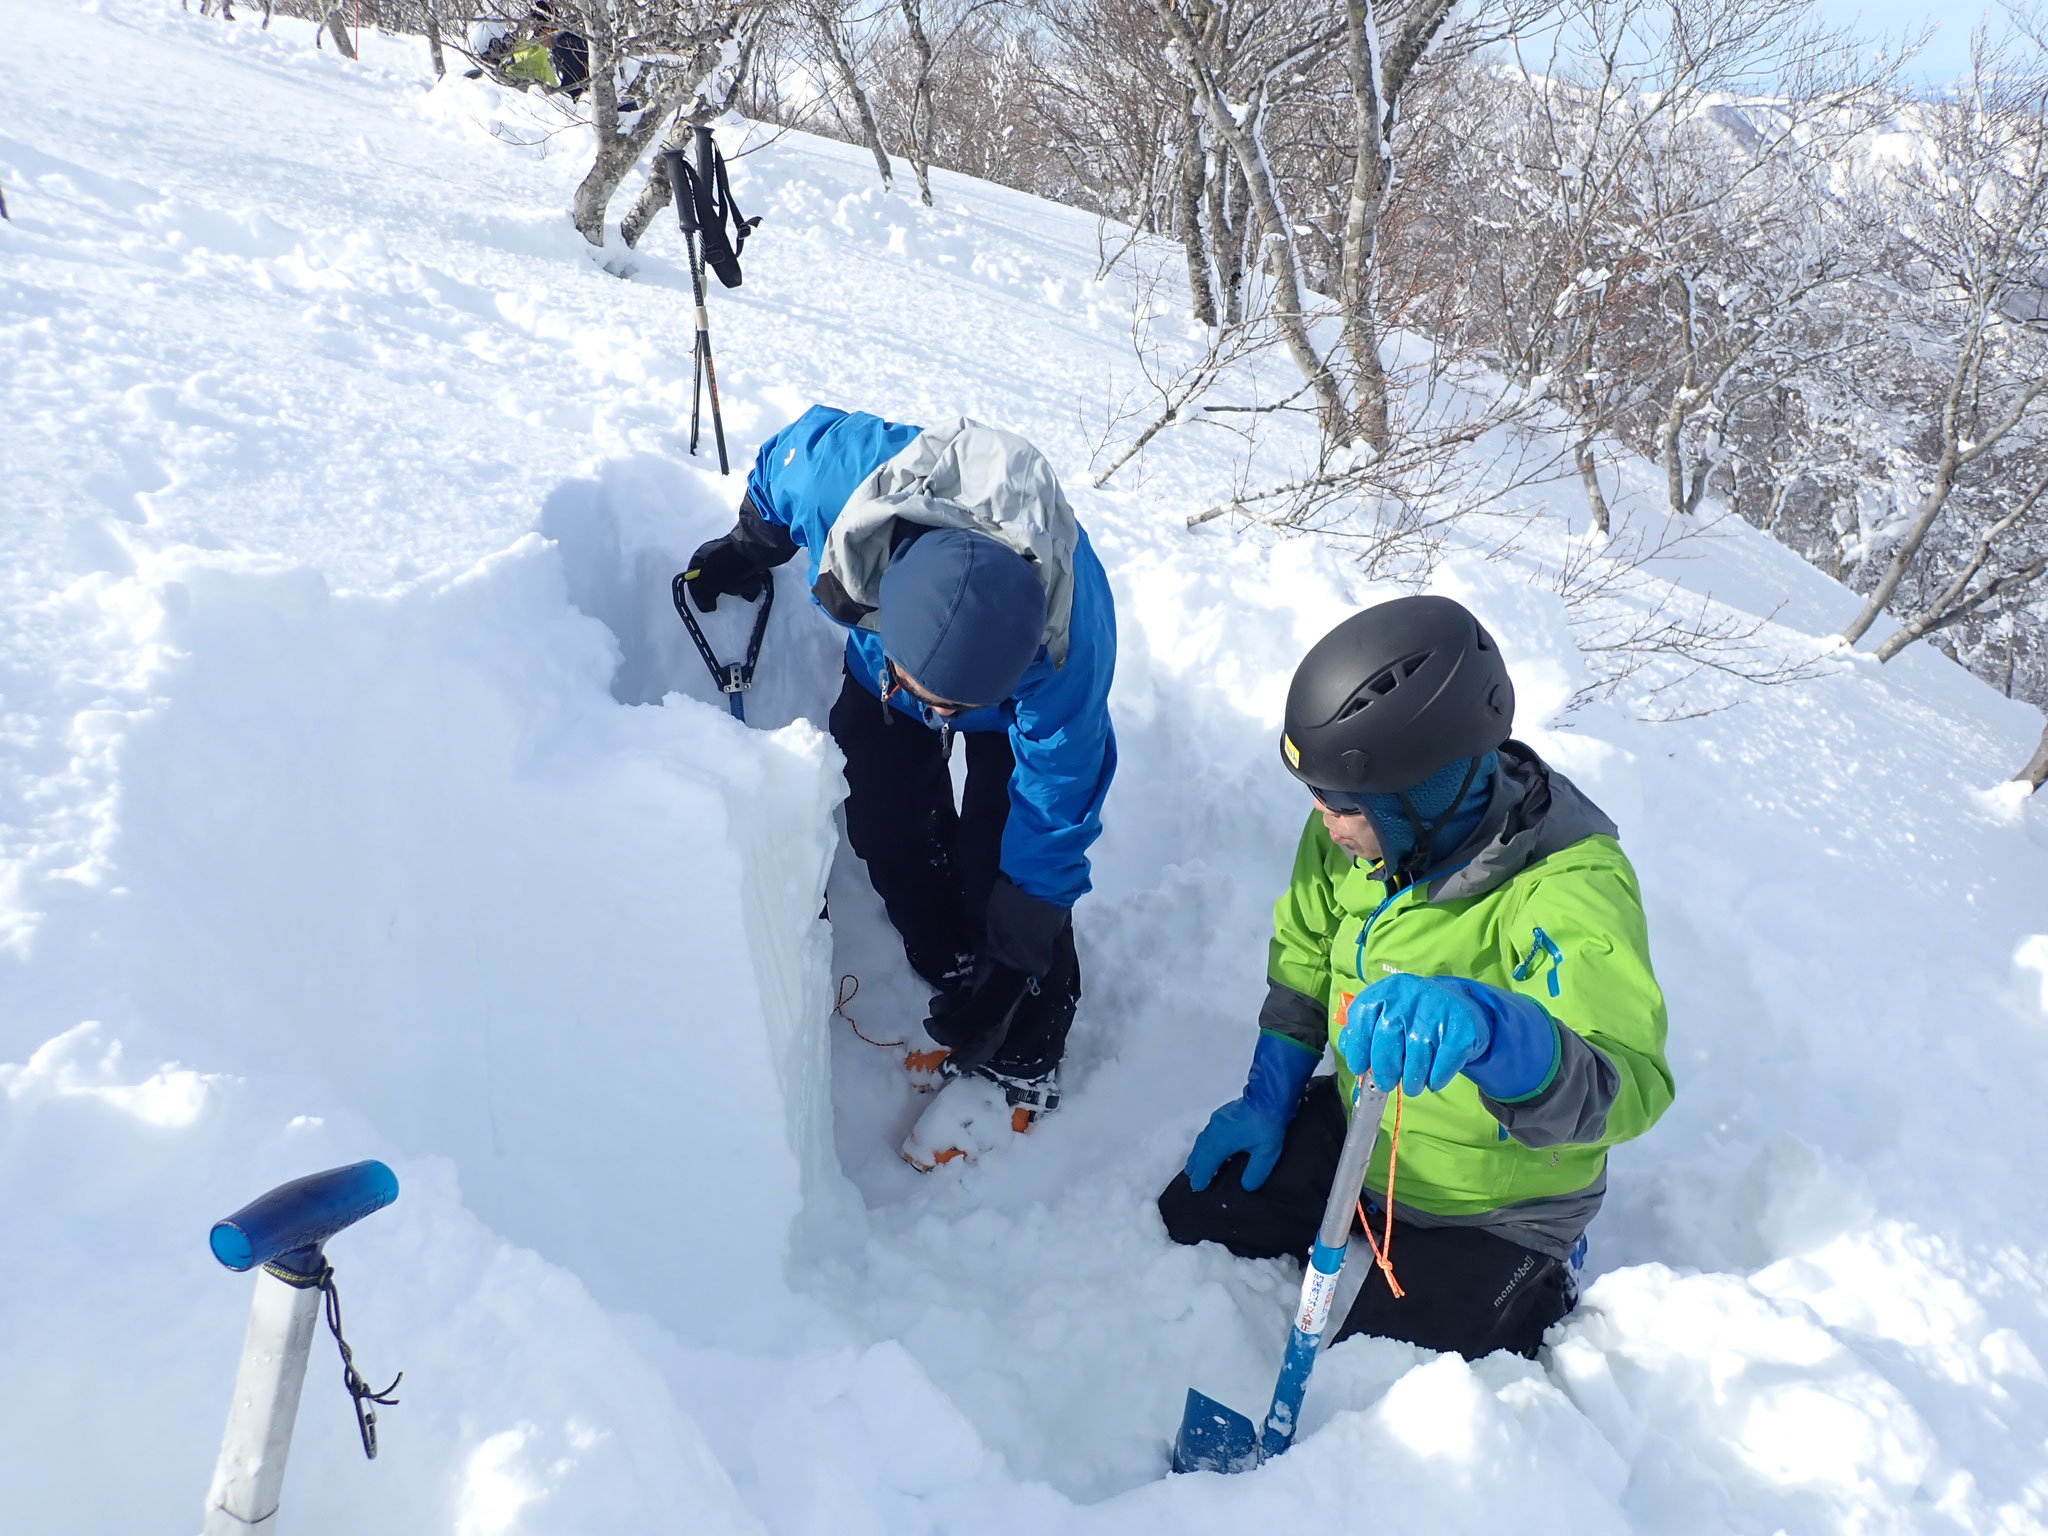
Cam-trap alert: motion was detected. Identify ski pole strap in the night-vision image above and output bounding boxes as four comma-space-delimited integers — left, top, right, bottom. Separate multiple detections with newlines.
712, 146, 762, 260
690, 139, 760, 288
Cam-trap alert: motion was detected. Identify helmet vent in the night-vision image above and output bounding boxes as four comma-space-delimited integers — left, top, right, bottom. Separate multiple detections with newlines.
1341, 650, 1434, 717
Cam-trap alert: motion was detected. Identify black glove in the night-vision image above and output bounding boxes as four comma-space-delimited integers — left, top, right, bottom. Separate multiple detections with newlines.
682, 533, 770, 611
924, 959, 1038, 1074
681, 496, 798, 612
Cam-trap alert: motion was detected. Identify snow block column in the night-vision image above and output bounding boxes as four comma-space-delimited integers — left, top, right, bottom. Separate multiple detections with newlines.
86, 540, 849, 1335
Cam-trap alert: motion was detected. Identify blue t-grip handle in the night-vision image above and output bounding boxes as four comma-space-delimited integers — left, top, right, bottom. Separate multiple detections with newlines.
209, 1161, 400, 1272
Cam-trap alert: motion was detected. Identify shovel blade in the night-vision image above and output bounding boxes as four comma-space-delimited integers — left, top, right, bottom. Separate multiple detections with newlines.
1171, 1388, 1262, 1475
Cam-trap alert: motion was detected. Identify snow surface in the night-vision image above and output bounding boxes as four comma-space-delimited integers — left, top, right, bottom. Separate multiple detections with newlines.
5, 3, 2048, 1532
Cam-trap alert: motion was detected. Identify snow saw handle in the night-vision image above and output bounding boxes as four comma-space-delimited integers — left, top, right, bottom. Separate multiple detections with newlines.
209, 1160, 400, 1274
1261, 1079, 1387, 1458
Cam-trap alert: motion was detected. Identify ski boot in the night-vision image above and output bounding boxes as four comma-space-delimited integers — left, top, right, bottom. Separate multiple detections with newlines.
903, 952, 976, 1091
901, 1060, 1060, 1171
904, 1044, 952, 1092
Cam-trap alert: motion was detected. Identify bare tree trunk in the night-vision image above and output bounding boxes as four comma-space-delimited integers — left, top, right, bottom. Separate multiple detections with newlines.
1337, 0, 1392, 453
1575, 435, 1611, 537
1207, 151, 1245, 327
425, 0, 446, 77
1872, 468, 2048, 661
572, 9, 629, 243
810, 0, 893, 190
1177, 106, 1218, 327
569, 8, 712, 247
900, 0, 937, 206
1840, 444, 1964, 645
1336, 0, 1458, 454
620, 108, 688, 249
1152, 0, 1349, 442
2017, 718, 2048, 791
1843, 320, 2046, 644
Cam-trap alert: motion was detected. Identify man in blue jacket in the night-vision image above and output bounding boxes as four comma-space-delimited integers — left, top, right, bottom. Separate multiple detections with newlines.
681, 405, 1118, 1167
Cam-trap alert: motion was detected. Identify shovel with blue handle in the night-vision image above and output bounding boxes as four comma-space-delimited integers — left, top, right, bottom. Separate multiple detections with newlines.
1172, 1076, 1390, 1475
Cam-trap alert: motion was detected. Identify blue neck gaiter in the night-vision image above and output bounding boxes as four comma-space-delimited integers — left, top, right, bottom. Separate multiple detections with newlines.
1363, 751, 1498, 875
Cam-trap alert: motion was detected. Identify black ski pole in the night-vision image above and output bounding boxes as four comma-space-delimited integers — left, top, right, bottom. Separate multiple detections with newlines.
689, 125, 732, 475
663, 148, 716, 467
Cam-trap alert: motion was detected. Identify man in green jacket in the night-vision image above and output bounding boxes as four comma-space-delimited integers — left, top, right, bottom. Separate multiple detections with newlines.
1159, 595, 1674, 1359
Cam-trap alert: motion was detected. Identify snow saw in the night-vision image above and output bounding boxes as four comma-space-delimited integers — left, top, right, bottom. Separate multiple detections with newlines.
1171, 1077, 1390, 1475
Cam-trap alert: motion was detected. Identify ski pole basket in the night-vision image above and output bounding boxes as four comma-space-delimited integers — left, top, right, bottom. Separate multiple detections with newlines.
672, 572, 774, 720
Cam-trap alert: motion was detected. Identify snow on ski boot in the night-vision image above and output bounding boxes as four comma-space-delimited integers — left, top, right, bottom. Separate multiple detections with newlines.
900, 1061, 1060, 1171
904, 1044, 951, 1092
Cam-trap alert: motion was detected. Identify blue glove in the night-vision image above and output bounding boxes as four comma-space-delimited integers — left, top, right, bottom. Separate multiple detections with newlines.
1338, 974, 1559, 1100
1185, 1032, 1319, 1193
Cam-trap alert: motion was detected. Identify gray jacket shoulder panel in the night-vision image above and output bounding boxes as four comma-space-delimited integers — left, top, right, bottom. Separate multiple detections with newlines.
819, 418, 1079, 664
1430, 742, 1618, 905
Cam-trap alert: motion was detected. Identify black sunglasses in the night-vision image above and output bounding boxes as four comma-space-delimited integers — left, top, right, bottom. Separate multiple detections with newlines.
1309, 784, 1374, 817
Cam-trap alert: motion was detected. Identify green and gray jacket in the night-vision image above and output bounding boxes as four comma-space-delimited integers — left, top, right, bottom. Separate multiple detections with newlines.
1261, 742, 1674, 1258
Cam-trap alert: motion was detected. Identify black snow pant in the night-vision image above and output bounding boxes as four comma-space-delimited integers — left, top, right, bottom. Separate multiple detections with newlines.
827, 666, 1080, 1078
1157, 1076, 1573, 1360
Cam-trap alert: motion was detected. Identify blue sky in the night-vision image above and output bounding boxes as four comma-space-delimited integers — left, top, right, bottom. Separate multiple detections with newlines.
1813, 2, 2001, 84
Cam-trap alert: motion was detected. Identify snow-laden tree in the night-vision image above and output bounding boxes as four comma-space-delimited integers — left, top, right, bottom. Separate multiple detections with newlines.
558, 0, 766, 244
1145, 0, 1460, 452
1410, 0, 1886, 534
1833, 21, 2048, 679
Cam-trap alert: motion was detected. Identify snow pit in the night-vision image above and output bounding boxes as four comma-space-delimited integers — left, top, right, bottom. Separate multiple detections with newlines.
6, 2, 2048, 1532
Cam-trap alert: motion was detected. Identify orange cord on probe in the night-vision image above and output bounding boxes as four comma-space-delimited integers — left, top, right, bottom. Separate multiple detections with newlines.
833, 973, 908, 1049
1355, 1087, 1406, 1299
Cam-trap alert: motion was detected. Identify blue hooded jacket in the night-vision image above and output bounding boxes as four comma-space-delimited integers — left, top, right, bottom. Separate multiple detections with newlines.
744, 405, 1118, 913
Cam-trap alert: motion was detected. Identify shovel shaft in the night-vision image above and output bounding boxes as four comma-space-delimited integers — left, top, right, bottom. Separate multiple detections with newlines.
1321, 1081, 1388, 1253
1262, 1079, 1388, 1457
203, 1268, 322, 1533
1173, 1078, 1390, 1474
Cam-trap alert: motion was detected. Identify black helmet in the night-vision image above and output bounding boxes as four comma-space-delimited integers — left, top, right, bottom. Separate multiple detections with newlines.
1280, 595, 1514, 794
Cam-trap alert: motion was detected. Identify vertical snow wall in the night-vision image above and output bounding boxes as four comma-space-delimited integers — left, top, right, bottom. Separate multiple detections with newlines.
17, 532, 848, 1336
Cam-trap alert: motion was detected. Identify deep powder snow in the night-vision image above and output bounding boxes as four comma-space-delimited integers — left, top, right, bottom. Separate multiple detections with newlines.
4, 4, 2048, 1533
